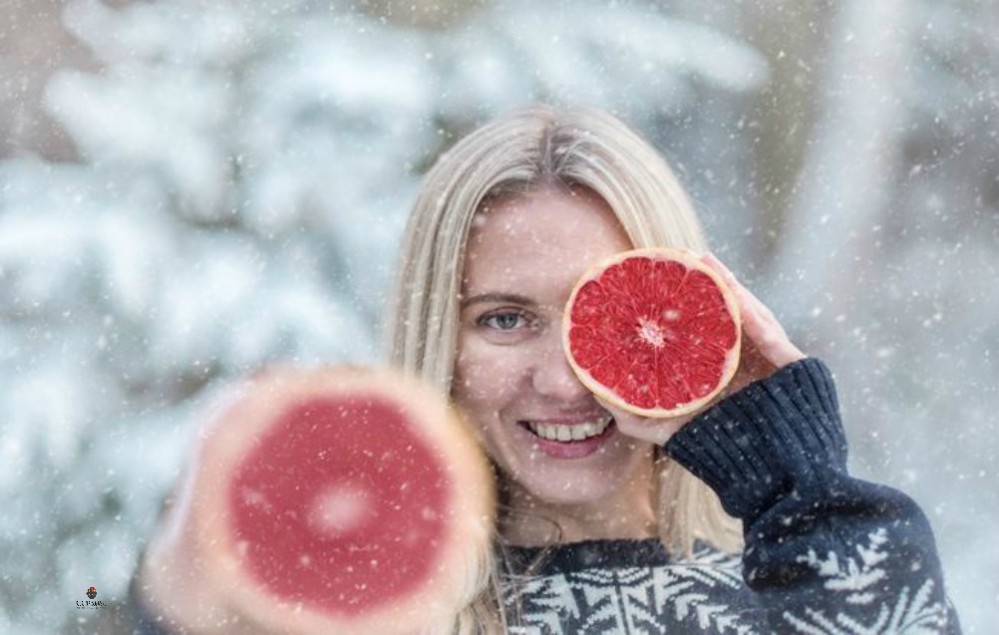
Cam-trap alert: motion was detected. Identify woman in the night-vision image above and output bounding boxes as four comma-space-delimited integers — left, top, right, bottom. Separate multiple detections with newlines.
130, 106, 960, 633
383, 105, 961, 632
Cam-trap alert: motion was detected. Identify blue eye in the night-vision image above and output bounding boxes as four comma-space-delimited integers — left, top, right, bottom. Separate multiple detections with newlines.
480, 311, 528, 331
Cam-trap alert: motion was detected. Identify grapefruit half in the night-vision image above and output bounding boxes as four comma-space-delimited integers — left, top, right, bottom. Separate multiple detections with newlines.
184, 366, 493, 634
563, 248, 741, 418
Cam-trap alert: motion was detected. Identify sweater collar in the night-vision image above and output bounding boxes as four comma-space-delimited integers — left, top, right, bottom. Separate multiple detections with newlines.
502, 538, 672, 576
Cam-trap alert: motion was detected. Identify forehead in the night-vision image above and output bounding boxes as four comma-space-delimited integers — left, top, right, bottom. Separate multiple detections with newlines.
461, 187, 632, 295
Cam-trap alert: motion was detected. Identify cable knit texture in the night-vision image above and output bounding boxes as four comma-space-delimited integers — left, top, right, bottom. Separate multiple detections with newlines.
666, 357, 848, 523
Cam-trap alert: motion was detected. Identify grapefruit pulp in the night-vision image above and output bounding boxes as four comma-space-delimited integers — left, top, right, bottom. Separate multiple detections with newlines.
185, 366, 494, 634
563, 248, 741, 418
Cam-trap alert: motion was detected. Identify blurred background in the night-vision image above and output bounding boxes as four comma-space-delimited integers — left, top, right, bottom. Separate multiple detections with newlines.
1, 0, 995, 632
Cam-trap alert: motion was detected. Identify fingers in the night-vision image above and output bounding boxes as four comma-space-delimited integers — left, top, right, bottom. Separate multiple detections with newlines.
702, 253, 806, 369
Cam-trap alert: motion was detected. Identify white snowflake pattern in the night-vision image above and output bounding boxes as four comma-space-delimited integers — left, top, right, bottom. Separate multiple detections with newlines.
506, 546, 755, 634
783, 529, 951, 634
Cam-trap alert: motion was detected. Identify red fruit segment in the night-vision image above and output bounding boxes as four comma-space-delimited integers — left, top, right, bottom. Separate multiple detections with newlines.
230, 395, 448, 614
563, 249, 741, 417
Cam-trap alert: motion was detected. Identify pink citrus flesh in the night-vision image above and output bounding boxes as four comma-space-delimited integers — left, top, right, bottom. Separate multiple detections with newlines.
563, 248, 741, 418
229, 394, 449, 614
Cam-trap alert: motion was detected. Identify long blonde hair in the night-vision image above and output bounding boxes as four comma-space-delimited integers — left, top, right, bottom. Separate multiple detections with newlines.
384, 105, 741, 633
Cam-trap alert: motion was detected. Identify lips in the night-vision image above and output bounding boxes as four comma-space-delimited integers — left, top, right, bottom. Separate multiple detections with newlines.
515, 414, 617, 459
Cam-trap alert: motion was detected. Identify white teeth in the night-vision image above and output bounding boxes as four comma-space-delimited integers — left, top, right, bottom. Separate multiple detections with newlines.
527, 416, 612, 442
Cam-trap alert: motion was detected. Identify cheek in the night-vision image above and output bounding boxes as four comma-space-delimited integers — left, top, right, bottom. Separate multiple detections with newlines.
452, 349, 506, 459
452, 343, 534, 455
453, 340, 528, 406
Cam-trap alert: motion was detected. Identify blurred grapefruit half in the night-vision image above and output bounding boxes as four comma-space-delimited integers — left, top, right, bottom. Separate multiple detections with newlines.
191, 366, 494, 634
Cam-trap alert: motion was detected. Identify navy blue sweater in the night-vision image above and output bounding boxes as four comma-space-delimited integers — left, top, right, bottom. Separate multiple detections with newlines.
503, 358, 961, 633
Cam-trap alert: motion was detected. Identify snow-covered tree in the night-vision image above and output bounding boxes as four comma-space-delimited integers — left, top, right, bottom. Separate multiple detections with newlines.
0, 1, 767, 632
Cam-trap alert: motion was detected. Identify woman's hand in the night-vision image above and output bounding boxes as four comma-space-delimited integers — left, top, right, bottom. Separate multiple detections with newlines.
607, 253, 806, 446
137, 435, 274, 635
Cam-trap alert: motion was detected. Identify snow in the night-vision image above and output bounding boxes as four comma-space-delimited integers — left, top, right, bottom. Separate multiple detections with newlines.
1, 0, 997, 632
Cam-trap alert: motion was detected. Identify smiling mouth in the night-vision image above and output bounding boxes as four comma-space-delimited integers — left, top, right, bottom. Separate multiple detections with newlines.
519, 415, 614, 442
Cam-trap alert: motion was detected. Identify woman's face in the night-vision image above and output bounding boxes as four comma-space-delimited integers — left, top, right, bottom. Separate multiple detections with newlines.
452, 186, 656, 509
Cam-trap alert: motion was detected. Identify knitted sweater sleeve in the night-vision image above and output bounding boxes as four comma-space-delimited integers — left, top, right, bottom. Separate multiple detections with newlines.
665, 358, 962, 633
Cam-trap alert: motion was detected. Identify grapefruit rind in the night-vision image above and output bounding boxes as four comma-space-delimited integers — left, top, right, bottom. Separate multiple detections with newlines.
187, 366, 494, 635
562, 248, 741, 419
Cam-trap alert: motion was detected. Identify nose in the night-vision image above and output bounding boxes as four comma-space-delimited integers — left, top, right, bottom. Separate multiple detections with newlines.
531, 330, 591, 402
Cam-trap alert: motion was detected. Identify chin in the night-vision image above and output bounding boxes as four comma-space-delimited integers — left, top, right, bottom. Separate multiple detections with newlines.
517, 465, 630, 507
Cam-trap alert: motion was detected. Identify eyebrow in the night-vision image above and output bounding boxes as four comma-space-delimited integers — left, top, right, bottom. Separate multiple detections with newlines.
459, 292, 537, 310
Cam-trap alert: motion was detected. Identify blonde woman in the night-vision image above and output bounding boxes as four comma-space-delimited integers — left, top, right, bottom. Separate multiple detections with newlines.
384, 105, 961, 633
129, 106, 960, 633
